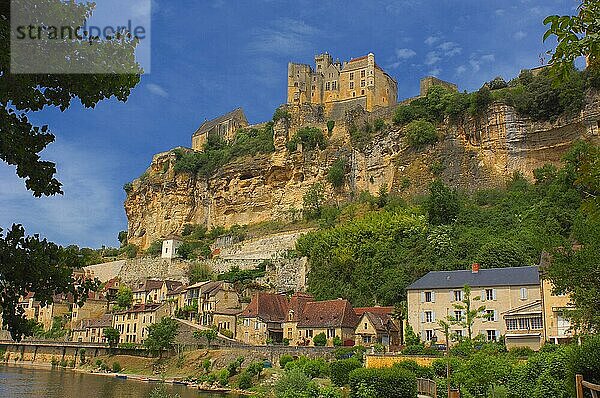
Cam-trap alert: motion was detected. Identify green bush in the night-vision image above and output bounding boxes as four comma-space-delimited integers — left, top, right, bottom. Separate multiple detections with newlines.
327, 158, 346, 189
349, 122, 373, 151
279, 354, 294, 368
237, 370, 253, 389
348, 367, 417, 398
327, 120, 335, 136
313, 332, 327, 347
330, 358, 363, 386
285, 356, 330, 378
112, 361, 122, 373
287, 127, 326, 152
275, 367, 320, 398
273, 108, 291, 123
145, 240, 162, 257
217, 368, 229, 386
392, 360, 435, 379
405, 119, 437, 149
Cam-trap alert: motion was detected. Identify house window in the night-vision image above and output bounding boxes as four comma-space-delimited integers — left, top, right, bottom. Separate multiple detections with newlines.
361, 70, 366, 78
485, 289, 495, 301
485, 309, 497, 322
506, 319, 518, 330
453, 290, 463, 302
349, 82, 354, 89
361, 80, 365, 87
425, 311, 434, 323
363, 335, 372, 343
352, 92, 356, 97
425, 330, 434, 341
454, 330, 463, 339
327, 329, 336, 338
520, 288, 528, 300
243, 319, 250, 327
424, 291, 434, 303
288, 329, 292, 339
486, 330, 497, 341
518, 318, 530, 330
361, 89, 365, 95
364, 323, 368, 330
307, 330, 313, 338
530, 317, 543, 329
254, 321, 260, 330
350, 72, 354, 80
332, 81, 337, 90
326, 82, 330, 90
454, 311, 463, 321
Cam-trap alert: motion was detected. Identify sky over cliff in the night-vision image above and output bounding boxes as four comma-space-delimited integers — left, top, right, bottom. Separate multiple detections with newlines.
0, 0, 582, 248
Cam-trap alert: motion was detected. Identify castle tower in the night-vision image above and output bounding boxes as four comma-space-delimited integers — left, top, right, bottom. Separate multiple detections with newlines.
288, 63, 313, 104
315, 53, 333, 74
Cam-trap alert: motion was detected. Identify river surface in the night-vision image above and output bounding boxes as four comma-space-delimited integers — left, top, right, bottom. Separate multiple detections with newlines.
0, 364, 237, 398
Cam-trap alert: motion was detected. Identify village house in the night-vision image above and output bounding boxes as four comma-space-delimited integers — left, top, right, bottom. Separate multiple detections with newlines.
37, 294, 72, 331
112, 303, 170, 345
161, 235, 183, 260
70, 292, 109, 326
238, 292, 289, 345
354, 306, 400, 350
197, 281, 240, 328
101, 277, 121, 304
19, 293, 39, 322
407, 264, 542, 347
295, 299, 359, 347
72, 314, 112, 343
132, 279, 183, 305
282, 292, 315, 344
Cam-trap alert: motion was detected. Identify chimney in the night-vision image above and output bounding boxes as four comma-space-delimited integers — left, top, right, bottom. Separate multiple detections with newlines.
472, 263, 480, 273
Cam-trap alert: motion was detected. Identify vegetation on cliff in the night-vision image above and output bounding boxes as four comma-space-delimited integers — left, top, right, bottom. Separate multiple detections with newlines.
298, 142, 600, 333
173, 123, 275, 177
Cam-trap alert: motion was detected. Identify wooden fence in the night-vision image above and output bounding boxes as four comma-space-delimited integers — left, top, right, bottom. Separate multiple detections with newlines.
576, 374, 600, 398
417, 378, 437, 398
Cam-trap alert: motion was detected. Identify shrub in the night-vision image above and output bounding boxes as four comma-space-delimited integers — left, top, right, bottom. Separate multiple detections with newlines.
349, 122, 374, 151
220, 329, 234, 339
327, 158, 346, 189
348, 367, 417, 398
59, 359, 68, 368
374, 118, 385, 132
280, 354, 294, 368
287, 127, 326, 152
392, 360, 435, 379
405, 119, 437, 149
285, 356, 330, 378
112, 361, 122, 373
237, 371, 253, 389
275, 367, 320, 398
313, 332, 327, 347
145, 240, 163, 257
273, 108, 291, 123
331, 358, 363, 386
217, 368, 229, 386
333, 336, 343, 347
327, 120, 335, 136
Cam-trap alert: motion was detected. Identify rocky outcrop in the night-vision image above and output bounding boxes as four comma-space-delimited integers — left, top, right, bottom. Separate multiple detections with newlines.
125, 96, 600, 250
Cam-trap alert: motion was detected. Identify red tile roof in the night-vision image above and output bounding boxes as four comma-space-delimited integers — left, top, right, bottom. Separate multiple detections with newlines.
359, 312, 399, 333
354, 306, 394, 316
240, 293, 289, 322
114, 303, 164, 315
297, 299, 359, 329
288, 292, 314, 322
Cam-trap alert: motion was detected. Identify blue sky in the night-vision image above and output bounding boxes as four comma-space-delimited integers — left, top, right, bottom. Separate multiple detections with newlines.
0, 0, 581, 248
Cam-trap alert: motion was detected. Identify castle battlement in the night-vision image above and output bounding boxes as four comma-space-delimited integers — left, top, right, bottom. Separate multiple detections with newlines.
287, 52, 398, 117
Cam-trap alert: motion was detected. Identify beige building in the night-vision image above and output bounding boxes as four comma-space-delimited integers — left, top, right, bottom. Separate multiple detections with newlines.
161, 236, 183, 260
407, 265, 541, 345
238, 292, 289, 346
113, 303, 170, 345
71, 292, 108, 326
354, 307, 400, 350
541, 277, 574, 344
132, 279, 183, 305
72, 314, 112, 343
37, 294, 72, 331
191, 108, 248, 151
288, 52, 397, 115
295, 299, 359, 347
197, 281, 240, 328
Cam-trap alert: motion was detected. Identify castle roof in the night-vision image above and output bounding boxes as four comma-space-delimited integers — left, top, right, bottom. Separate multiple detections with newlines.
193, 108, 248, 138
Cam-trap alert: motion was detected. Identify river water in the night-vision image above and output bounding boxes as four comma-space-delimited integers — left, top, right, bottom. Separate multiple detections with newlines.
0, 365, 236, 398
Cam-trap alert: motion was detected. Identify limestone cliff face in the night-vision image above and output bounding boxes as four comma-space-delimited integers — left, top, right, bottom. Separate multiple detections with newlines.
125, 95, 600, 249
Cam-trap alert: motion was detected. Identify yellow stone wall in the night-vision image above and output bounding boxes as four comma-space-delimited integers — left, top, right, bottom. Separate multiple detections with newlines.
365, 354, 436, 368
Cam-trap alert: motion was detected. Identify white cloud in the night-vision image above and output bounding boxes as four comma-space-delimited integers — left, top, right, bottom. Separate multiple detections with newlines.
495, 9, 505, 16
438, 41, 462, 57
425, 36, 440, 46
247, 18, 319, 56
469, 53, 496, 72
425, 51, 441, 65
428, 68, 442, 77
395, 48, 417, 60
456, 65, 467, 74
514, 31, 527, 40
147, 83, 169, 98
481, 54, 495, 62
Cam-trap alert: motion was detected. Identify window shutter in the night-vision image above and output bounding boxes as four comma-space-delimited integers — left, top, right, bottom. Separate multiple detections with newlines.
421, 330, 426, 341
450, 290, 454, 302
431, 291, 436, 303
421, 292, 425, 303
492, 289, 497, 300
481, 290, 486, 301
421, 312, 425, 323
432, 311, 436, 322
494, 310, 498, 322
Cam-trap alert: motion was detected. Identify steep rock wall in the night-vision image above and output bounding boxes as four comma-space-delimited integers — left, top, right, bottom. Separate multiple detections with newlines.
125, 97, 600, 249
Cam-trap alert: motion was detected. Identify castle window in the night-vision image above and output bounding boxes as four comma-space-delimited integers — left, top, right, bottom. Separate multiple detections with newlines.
361, 80, 365, 87
352, 92, 356, 97
294, 82, 298, 87
349, 82, 354, 89
361, 90, 365, 95
361, 70, 366, 78
350, 72, 354, 80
